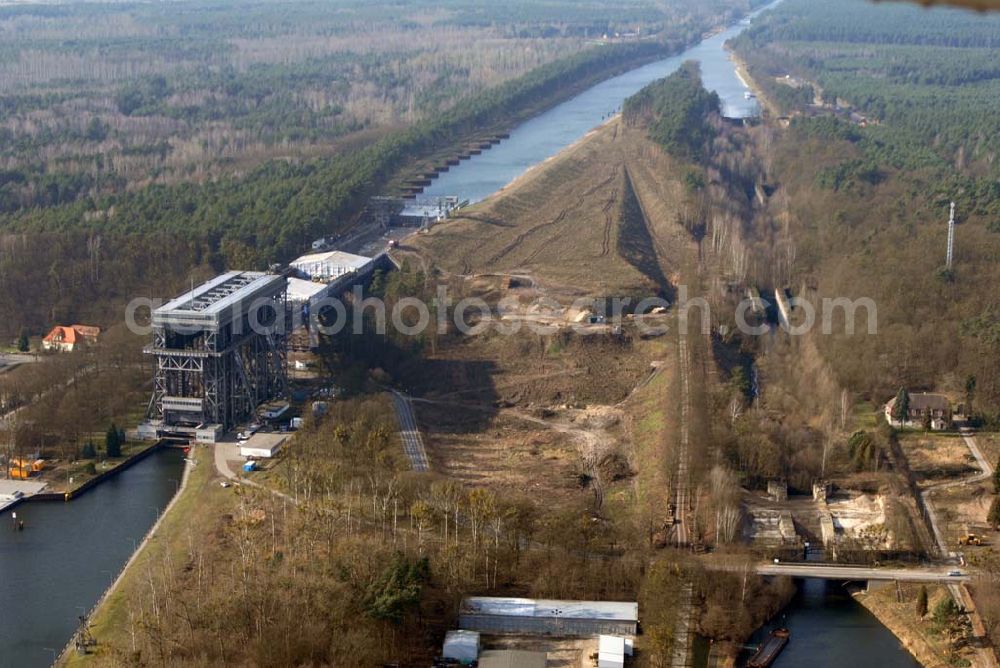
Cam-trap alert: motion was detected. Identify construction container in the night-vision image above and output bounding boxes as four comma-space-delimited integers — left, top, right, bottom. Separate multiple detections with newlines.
442, 630, 479, 664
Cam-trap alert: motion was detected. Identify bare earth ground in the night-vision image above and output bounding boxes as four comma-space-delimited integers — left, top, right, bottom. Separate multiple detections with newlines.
399, 118, 696, 525
482, 635, 599, 668
900, 432, 980, 486
898, 431, 993, 548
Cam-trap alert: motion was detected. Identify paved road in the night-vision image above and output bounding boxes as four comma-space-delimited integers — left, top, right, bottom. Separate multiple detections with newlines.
213, 441, 241, 481
0, 359, 89, 429
392, 390, 429, 472
755, 562, 971, 583
0, 352, 37, 370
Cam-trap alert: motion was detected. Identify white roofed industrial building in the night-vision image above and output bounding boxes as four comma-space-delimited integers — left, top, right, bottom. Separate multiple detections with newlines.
459, 597, 638, 636
290, 250, 373, 282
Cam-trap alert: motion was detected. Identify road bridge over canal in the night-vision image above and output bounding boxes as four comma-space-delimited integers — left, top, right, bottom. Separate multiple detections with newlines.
755, 562, 969, 583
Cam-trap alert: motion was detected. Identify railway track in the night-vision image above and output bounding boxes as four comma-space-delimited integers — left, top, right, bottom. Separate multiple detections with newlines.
675, 331, 692, 547
391, 390, 430, 472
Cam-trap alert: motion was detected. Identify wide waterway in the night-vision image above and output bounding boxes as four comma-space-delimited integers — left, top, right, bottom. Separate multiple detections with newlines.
0, 447, 185, 668
422, 2, 772, 205
745, 579, 921, 667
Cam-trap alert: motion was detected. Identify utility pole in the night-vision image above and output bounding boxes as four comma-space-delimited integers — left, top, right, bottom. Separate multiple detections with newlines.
946, 201, 955, 270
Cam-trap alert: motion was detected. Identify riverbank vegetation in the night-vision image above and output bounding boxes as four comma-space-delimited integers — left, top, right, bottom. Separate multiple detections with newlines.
623, 61, 720, 164
855, 583, 979, 667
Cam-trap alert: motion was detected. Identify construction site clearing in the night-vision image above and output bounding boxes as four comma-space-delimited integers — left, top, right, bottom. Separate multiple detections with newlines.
744, 485, 907, 551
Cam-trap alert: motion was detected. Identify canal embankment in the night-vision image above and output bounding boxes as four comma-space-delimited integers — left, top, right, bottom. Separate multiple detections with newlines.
30, 440, 171, 503
56, 448, 194, 666
738, 578, 922, 668
853, 583, 970, 668
2, 440, 173, 518
728, 51, 780, 119
59, 446, 229, 666
0, 447, 186, 668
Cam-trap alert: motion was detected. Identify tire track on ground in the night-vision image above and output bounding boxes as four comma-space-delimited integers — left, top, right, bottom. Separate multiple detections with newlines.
485, 209, 567, 267
600, 184, 619, 257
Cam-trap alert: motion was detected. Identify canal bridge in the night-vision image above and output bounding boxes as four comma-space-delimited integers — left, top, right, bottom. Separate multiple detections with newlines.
753, 562, 970, 583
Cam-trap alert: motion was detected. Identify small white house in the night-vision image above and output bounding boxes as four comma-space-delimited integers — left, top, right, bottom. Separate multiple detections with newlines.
598, 635, 633, 668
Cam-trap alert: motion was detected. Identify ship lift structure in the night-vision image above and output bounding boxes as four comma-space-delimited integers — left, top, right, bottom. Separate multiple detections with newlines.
143, 271, 289, 441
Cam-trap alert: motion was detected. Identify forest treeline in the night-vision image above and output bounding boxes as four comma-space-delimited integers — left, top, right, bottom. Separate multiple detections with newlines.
3, 41, 670, 262
732, 0, 1000, 190
729, 0, 1000, 413
0, 0, 754, 209
623, 61, 721, 163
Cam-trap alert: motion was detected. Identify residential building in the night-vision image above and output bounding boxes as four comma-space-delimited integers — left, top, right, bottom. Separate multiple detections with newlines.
884, 392, 951, 429
41, 324, 101, 352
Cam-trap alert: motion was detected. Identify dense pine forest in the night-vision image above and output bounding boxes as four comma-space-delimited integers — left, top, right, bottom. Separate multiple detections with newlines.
731, 0, 1000, 412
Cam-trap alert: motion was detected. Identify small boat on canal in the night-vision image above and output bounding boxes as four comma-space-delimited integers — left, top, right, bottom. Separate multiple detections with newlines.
748, 628, 790, 667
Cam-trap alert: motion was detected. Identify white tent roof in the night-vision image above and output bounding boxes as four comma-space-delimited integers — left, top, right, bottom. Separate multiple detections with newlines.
290, 250, 371, 271
286, 277, 328, 302
599, 635, 626, 655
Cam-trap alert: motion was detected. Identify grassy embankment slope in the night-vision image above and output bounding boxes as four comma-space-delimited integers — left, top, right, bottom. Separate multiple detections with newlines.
405, 114, 703, 516
409, 117, 692, 298
855, 583, 978, 668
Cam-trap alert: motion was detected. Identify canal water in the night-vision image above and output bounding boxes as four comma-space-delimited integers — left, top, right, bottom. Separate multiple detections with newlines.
422, 1, 774, 204
745, 579, 921, 668
0, 447, 185, 668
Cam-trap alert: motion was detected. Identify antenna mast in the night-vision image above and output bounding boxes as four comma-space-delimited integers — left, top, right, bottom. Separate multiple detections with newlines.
946, 201, 955, 270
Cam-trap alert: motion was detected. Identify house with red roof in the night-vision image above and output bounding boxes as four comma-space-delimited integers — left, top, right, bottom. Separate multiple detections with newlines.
41, 324, 101, 352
